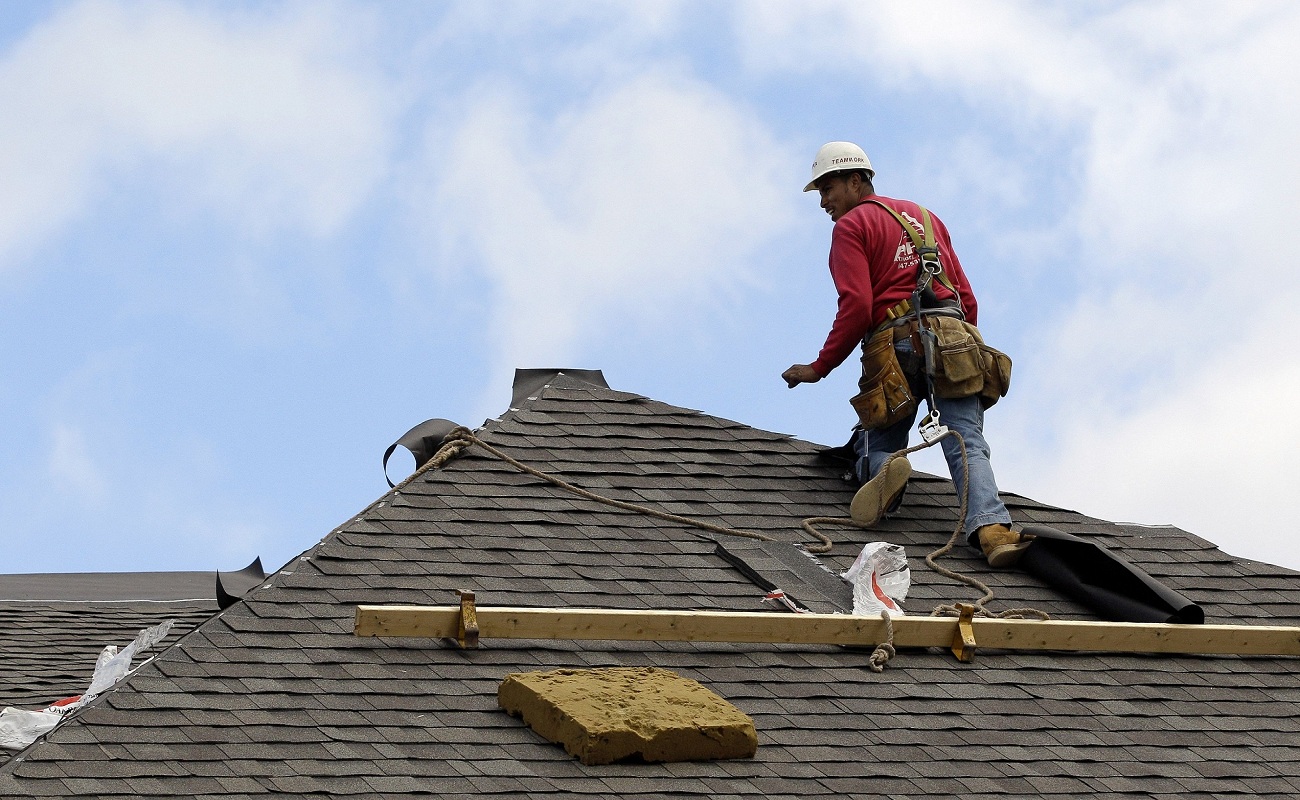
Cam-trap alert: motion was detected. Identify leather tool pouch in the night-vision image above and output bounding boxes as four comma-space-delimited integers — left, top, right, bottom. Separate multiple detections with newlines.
977, 342, 1013, 408
850, 326, 918, 430
925, 315, 1013, 408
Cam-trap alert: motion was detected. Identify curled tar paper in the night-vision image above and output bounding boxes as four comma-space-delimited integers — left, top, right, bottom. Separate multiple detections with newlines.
842, 542, 910, 616
0, 620, 174, 752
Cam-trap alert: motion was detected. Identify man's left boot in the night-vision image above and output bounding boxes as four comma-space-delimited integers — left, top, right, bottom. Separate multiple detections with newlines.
977, 524, 1032, 568
850, 456, 911, 527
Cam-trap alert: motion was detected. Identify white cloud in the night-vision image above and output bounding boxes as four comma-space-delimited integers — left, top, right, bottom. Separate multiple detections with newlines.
24, 371, 284, 572
737, 1, 1300, 566
136, 486, 280, 571
415, 1, 687, 77
427, 72, 796, 411
0, 0, 394, 265
46, 424, 108, 503
1001, 329, 1300, 567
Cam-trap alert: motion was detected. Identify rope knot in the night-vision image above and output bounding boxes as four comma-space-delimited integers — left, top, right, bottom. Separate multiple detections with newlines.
867, 642, 896, 672
425, 427, 475, 471
866, 610, 896, 673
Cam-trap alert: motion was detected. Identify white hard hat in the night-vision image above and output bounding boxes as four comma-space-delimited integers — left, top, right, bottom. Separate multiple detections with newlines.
803, 141, 874, 191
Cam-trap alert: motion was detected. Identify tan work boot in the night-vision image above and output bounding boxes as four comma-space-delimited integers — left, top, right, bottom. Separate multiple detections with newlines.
849, 456, 912, 527
977, 524, 1032, 568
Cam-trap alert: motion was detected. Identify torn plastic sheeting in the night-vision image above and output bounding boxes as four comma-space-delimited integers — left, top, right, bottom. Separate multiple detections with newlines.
1018, 525, 1204, 624
0, 707, 62, 752
0, 619, 175, 752
841, 542, 910, 616
86, 619, 174, 695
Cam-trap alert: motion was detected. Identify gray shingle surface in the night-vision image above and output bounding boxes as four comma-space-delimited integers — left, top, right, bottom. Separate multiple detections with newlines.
3, 372, 1299, 797
0, 574, 220, 705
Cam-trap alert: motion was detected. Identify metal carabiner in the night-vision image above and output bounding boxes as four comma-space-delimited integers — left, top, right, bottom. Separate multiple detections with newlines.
919, 410, 948, 443
917, 248, 942, 287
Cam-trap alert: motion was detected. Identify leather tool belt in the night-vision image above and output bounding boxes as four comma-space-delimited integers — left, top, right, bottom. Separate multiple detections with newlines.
850, 309, 1012, 431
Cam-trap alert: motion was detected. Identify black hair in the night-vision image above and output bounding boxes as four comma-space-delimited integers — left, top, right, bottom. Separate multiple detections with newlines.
816, 169, 875, 194
845, 169, 874, 193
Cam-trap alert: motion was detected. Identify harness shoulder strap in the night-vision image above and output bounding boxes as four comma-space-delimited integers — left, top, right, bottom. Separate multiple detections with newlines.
862, 199, 959, 297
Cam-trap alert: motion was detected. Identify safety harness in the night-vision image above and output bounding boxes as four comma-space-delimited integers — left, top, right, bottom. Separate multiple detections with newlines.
863, 199, 961, 443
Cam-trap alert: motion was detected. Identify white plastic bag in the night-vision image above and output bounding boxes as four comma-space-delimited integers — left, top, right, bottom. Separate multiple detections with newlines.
0, 708, 61, 752
86, 620, 173, 696
842, 542, 910, 616
0, 619, 175, 752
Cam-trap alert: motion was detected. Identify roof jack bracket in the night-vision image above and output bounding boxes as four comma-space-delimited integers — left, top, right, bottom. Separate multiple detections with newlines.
457, 590, 479, 649
950, 603, 977, 663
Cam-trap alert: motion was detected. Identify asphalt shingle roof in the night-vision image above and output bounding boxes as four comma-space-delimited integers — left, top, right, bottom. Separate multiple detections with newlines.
0, 572, 219, 768
3, 371, 1299, 798
0, 573, 222, 707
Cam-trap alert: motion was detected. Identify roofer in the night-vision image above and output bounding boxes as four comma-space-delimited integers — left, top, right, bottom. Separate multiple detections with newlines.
782, 141, 1029, 567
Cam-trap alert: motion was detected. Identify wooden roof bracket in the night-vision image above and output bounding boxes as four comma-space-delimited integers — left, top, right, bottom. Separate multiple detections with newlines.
354, 603, 1300, 661
457, 589, 479, 649
951, 603, 976, 662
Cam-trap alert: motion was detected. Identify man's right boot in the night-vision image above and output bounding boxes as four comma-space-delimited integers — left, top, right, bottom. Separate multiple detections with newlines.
977, 523, 1032, 568
850, 456, 911, 527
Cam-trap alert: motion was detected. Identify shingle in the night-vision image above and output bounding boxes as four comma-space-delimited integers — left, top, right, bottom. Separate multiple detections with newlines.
0, 598, 212, 716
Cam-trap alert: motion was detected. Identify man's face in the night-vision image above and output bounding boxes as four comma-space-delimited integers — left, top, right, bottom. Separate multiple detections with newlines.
815, 173, 861, 222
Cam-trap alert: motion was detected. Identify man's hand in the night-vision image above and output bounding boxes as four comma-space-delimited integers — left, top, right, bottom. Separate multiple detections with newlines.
782, 364, 821, 388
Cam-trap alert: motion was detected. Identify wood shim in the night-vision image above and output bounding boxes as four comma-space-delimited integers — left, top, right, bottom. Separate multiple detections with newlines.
354, 605, 1300, 658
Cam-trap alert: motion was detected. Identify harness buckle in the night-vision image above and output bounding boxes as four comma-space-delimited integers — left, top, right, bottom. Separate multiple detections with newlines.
917, 251, 942, 293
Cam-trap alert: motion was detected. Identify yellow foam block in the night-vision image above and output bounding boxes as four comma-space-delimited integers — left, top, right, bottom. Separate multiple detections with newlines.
498, 666, 757, 765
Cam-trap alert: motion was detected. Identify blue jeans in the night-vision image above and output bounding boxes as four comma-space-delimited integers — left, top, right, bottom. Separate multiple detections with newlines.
852, 338, 1011, 545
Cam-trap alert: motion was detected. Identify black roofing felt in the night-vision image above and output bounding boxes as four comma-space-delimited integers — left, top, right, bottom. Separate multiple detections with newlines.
3, 372, 1300, 798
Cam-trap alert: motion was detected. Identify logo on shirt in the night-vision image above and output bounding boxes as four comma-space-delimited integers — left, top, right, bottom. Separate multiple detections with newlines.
892, 211, 925, 270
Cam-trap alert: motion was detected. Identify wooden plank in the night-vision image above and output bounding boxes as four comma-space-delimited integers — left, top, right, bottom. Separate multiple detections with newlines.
974, 618, 1300, 656
355, 605, 461, 639
354, 605, 1300, 657
355, 605, 928, 645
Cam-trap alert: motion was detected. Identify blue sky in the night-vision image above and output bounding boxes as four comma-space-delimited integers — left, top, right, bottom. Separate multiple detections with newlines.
3, 1, 1299, 576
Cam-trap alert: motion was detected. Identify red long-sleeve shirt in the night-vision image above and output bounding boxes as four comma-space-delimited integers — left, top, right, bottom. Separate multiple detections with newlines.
809, 195, 979, 377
